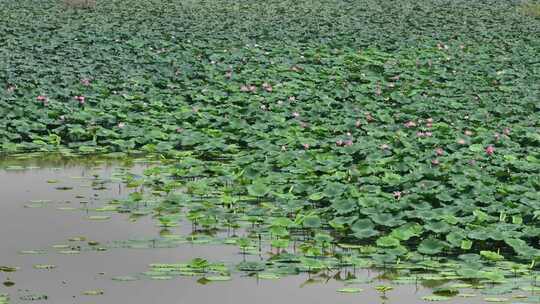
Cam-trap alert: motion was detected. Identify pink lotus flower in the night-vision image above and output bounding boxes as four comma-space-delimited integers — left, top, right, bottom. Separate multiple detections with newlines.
336, 140, 344, 146
380, 144, 390, 150
288, 96, 296, 102
80, 78, 91, 86
485, 145, 495, 156
281, 145, 287, 151
457, 139, 466, 145
431, 159, 440, 165
375, 84, 382, 96
426, 118, 433, 123
118, 123, 125, 128
435, 148, 444, 156
302, 143, 310, 150
404, 121, 416, 128
74, 96, 85, 104
260, 105, 267, 111
7, 85, 16, 93
36, 95, 49, 106
249, 85, 257, 93
365, 113, 374, 122
292, 112, 300, 118
503, 128, 511, 136
425, 132, 432, 137
494, 133, 500, 141
416, 131, 425, 137
262, 82, 273, 92
344, 139, 353, 146
355, 120, 361, 128
240, 85, 250, 92
426, 122, 433, 128
393, 191, 402, 200
464, 130, 473, 136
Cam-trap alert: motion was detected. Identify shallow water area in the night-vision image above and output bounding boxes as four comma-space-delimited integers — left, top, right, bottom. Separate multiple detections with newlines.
0, 156, 537, 304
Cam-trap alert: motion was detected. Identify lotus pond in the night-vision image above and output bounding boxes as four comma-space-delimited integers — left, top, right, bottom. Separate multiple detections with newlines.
0, 155, 539, 304
1, 0, 539, 303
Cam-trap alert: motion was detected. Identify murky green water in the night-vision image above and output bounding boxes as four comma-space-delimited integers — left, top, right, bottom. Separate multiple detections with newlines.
0, 157, 536, 304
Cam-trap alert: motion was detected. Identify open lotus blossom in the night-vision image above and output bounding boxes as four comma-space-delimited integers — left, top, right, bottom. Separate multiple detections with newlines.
74, 96, 85, 104
435, 148, 444, 156
464, 130, 473, 136
288, 96, 296, 102
344, 139, 353, 146
457, 138, 466, 145
404, 121, 416, 128
426, 122, 433, 128
302, 143, 310, 149
416, 131, 432, 137
426, 118, 433, 123
260, 104, 267, 110
494, 133, 500, 141
336, 140, 344, 146
380, 144, 390, 150
281, 145, 287, 151
7, 85, 16, 93
355, 120, 361, 128
365, 112, 374, 122
393, 191, 402, 200
118, 122, 125, 128
503, 127, 511, 135
431, 159, 440, 165
485, 145, 495, 155
240, 85, 250, 92
292, 112, 300, 118
375, 84, 382, 96
262, 82, 272, 92
36, 95, 49, 106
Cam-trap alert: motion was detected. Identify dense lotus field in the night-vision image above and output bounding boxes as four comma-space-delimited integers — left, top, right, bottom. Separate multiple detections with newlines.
1, 0, 540, 301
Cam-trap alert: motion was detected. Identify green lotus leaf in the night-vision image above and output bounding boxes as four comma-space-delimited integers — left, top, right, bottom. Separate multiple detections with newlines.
337, 287, 363, 293
376, 236, 400, 247
421, 295, 451, 301
480, 250, 504, 262
302, 215, 322, 228
247, 181, 269, 197
331, 199, 357, 214
418, 238, 446, 255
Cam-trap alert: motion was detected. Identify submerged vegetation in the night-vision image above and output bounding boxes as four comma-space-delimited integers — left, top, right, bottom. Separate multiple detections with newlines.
0, 0, 539, 302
